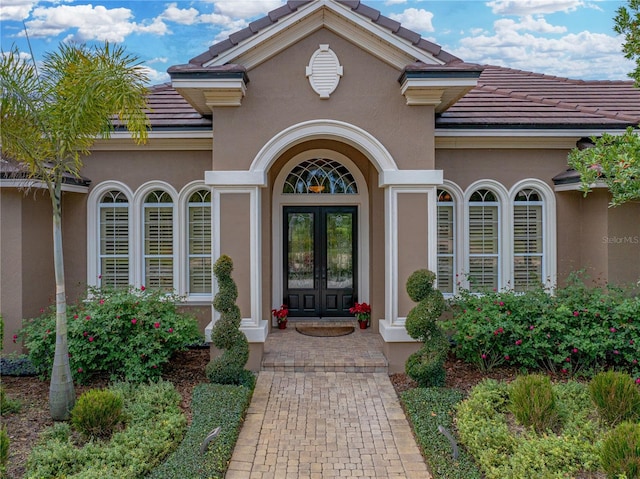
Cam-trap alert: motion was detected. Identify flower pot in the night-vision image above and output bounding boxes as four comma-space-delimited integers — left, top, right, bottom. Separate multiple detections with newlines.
358, 321, 367, 329
278, 321, 287, 330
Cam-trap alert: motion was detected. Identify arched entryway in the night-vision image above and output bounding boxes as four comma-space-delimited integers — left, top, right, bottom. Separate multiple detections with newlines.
272, 150, 369, 320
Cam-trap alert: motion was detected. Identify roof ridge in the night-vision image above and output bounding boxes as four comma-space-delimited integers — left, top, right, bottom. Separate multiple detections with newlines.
482, 64, 635, 86
181, 0, 460, 69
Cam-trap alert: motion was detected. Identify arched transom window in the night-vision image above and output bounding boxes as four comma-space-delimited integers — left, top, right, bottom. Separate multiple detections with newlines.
283, 158, 357, 194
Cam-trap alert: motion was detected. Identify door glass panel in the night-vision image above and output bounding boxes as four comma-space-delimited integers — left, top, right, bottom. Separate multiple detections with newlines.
287, 213, 314, 289
326, 212, 353, 289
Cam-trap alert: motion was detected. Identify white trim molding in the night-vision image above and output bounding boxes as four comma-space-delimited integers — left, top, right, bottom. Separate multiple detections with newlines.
211, 185, 267, 341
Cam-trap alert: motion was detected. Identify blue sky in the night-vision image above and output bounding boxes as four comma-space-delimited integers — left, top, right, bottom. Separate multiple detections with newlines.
0, 0, 632, 84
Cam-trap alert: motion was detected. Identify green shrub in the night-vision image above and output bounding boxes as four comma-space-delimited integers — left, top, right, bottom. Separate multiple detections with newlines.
446, 272, 640, 377
600, 422, 640, 479
456, 379, 603, 479
401, 387, 482, 478
206, 255, 250, 385
0, 425, 8, 476
149, 382, 254, 479
508, 374, 559, 434
71, 389, 124, 440
26, 381, 186, 479
589, 371, 640, 426
18, 286, 202, 383
406, 269, 438, 303
404, 269, 449, 387
0, 385, 21, 415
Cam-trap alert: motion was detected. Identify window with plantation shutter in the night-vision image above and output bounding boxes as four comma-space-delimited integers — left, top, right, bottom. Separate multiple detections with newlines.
99, 190, 130, 289
514, 189, 543, 291
437, 189, 455, 294
468, 189, 499, 293
188, 189, 211, 294
144, 190, 174, 292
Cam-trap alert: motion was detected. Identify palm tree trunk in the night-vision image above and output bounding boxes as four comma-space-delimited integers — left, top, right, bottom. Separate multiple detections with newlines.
49, 182, 75, 420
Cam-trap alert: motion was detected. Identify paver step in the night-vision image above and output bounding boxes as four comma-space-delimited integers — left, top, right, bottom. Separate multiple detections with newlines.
260, 320, 389, 373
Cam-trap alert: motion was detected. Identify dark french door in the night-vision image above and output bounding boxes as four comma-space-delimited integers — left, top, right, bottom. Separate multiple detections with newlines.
284, 206, 357, 317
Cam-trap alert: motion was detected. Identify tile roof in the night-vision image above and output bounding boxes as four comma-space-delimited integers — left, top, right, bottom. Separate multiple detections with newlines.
438, 66, 640, 128
115, 83, 212, 129
143, 67, 640, 130
170, 0, 461, 74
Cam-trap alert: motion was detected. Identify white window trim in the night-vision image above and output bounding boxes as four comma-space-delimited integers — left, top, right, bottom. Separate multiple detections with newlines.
178, 181, 213, 303
509, 179, 557, 290
87, 181, 134, 288
463, 180, 510, 291
133, 181, 179, 292
437, 181, 464, 297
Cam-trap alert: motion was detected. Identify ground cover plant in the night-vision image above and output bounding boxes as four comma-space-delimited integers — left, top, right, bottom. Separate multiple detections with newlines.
401, 387, 482, 479
18, 286, 202, 383
445, 273, 640, 379
455, 377, 610, 479
149, 381, 254, 479
25, 381, 186, 479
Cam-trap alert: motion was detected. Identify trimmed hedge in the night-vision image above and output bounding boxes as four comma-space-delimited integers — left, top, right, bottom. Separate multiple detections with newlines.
149, 381, 254, 479
401, 387, 482, 479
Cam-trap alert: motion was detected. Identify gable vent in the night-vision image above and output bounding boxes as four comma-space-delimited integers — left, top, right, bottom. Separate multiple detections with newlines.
306, 44, 343, 99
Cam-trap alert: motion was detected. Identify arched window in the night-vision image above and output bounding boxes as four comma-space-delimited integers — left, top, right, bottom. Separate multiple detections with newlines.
143, 190, 174, 291
99, 190, 129, 289
513, 188, 544, 291
283, 158, 357, 194
437, 189, 455, 294
187, 189, 211, 294
468, 188, 500, 292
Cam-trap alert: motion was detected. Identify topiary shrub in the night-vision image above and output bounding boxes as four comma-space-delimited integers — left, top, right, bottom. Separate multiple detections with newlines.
71, 388, 124, 440
589, 371, 640, 427
404, 269, 448, 387
205, 255, 250, 385
509, 374, 559, 434
600, 421, 640, 479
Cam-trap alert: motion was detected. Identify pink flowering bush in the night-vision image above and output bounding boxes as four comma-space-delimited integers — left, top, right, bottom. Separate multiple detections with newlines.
446, 272, 639, 379
18, 286, 202, 383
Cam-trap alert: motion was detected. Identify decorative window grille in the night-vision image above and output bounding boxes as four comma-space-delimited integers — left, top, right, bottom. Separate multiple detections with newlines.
99, 190, 129, 289
187, 189, 211, 294
144, 190, 174, 291
437, 189, 455, 294
468, 189, 499, 293
283, 159, 357, 194
513, 188, 543, 291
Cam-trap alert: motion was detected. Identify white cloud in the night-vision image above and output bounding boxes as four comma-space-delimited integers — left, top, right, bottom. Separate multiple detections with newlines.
0, 0, 38, 21
141, 65, 169, 84
494, 15, 567, 34
212, 0, 283, 19
147, 57, 168, 65
22, 4, 169, 42
384, 0, 408, 5
160, 3, 200, 25
454, 25, 632, 80
389, 8, 434, 33
487, 0, 584, 15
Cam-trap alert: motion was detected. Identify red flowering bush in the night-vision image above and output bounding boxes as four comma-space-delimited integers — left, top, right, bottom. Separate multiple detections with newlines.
18, 286, 202, 383
349, 302, 371, 324
446, 272, 639, 379
271, 304, 289, 323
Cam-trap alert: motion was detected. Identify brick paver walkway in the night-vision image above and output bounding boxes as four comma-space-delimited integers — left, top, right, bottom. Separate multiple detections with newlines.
225, 323, 431, 479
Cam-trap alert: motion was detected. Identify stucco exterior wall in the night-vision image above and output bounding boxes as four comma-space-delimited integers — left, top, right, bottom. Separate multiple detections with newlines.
212, 29, 434, 173
608, 200, 640, 285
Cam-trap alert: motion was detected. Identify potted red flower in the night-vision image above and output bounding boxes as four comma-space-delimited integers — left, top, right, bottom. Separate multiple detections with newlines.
272, 304, 289, 329
349, 302, 371, 329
